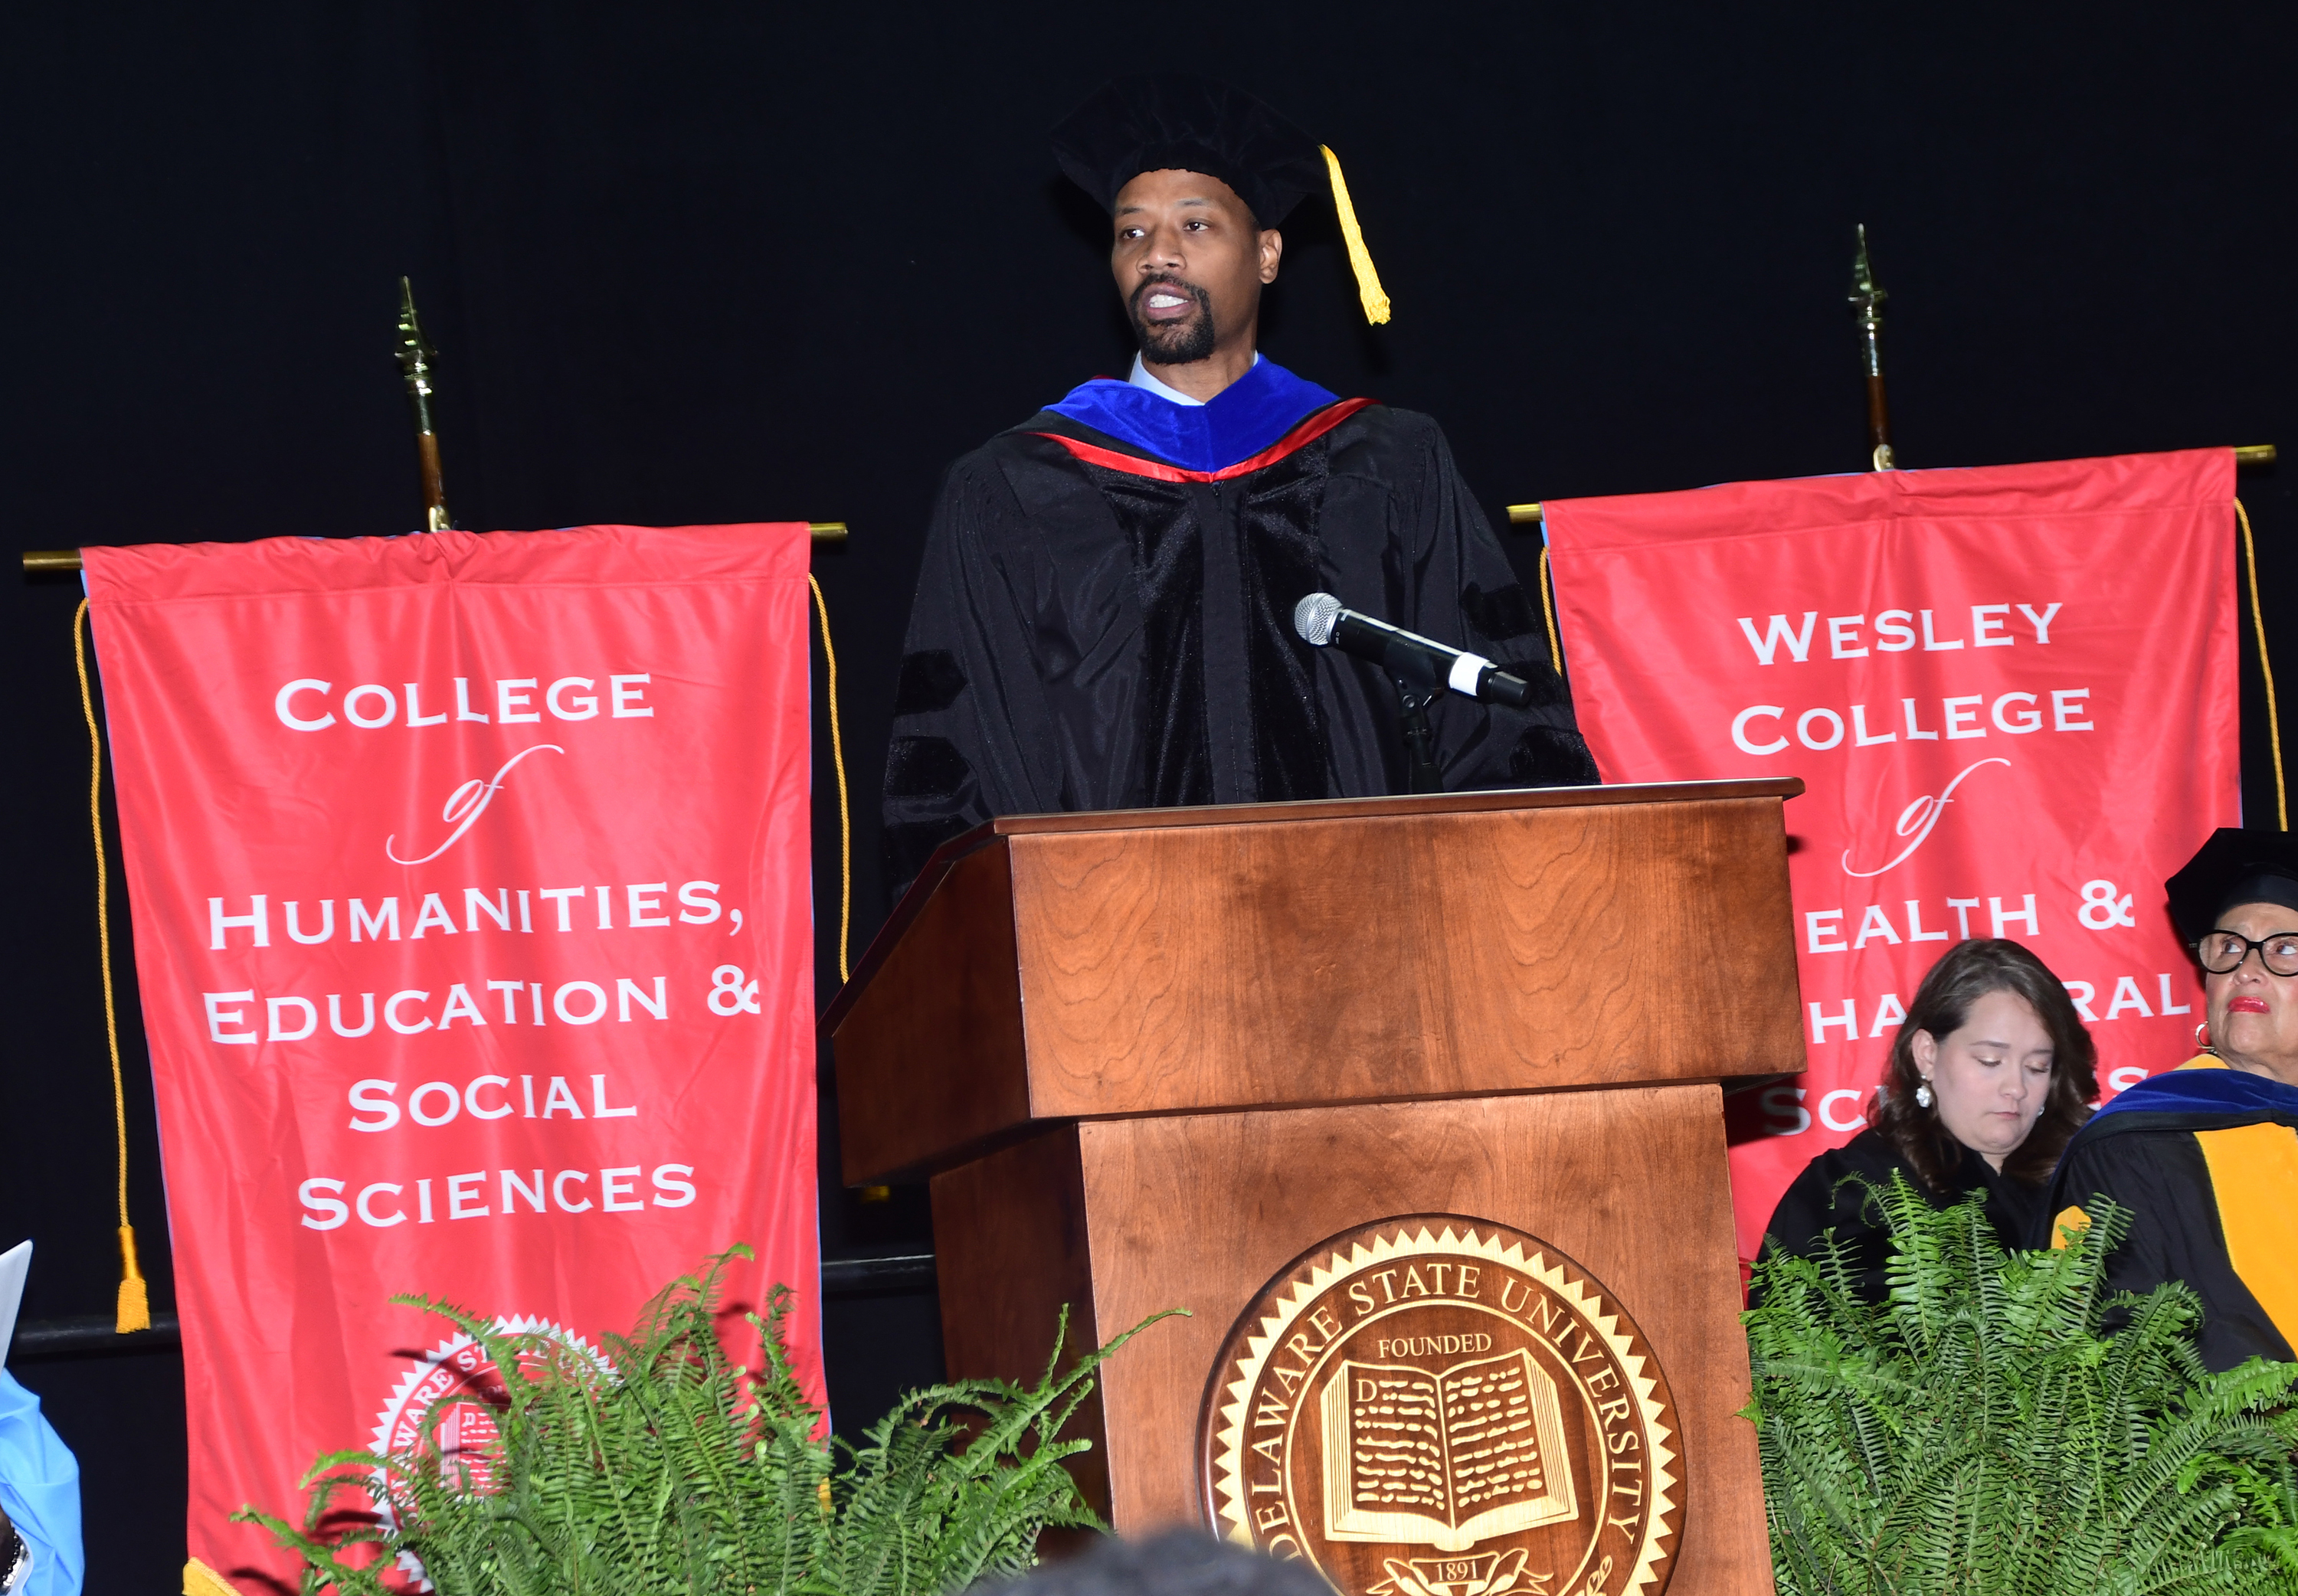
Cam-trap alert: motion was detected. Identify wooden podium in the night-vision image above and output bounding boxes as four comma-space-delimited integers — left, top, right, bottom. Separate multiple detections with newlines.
827, 780, 1802, 1596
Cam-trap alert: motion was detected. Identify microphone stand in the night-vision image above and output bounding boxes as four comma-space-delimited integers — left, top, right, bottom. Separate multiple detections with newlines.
1300, 594, 1458, 795
1389, 669, 1443, 795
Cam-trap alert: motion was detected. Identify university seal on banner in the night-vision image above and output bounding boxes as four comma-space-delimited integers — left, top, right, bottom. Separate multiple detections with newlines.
1200, 1218, 1678, 1596
370, 1316, 607, 1583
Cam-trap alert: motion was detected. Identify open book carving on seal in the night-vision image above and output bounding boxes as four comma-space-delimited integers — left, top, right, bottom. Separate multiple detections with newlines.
1321, 1349, 1579, 1551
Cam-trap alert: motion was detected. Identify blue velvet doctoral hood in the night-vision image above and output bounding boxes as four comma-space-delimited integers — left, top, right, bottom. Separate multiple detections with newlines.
0, 1369, 83, 1596
2092, 1058, 2298, 1121
1044, 357, 1339, 473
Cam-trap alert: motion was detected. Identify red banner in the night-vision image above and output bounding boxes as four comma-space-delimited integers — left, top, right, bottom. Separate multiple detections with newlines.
84, 523, 820, 1585
1543, 451, 2241, 1262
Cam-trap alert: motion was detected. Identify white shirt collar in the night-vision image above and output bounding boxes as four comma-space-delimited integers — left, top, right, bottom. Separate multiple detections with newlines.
1128, 350, 1258, 407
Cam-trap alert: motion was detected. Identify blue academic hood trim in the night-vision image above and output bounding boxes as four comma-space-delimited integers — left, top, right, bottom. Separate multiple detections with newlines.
1046, 357, 1339, 473
2093, 1059, 2298, 1121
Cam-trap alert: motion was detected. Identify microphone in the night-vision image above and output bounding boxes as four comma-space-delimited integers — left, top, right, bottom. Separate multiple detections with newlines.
1293, 593, 1534, 708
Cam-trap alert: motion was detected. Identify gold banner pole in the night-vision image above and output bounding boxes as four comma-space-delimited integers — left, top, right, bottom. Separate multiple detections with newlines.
1850, 224, 1895, 471
25, 524, 848, 574
1505, 446, 2275, 526
396, 277, 454, 532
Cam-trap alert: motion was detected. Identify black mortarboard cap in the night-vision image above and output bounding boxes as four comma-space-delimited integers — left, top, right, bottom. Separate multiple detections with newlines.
1051, 74, 1391, 323
1052, 74, 1324, 225
2165, 828, 2298, 941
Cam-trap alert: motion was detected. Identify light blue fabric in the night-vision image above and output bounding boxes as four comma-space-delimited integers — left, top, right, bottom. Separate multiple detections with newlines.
1046, 355, 1338, 472
0, 1369, 82, 1595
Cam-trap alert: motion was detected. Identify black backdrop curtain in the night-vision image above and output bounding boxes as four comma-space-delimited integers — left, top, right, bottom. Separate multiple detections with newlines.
4, 4, 2293, 1588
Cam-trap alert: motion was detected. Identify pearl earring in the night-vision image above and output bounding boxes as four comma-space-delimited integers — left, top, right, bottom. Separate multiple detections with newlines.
1915, 1081, 1934, 1109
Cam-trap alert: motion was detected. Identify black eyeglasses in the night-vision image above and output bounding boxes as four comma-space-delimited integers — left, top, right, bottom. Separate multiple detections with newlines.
2195, 929, 2298, 976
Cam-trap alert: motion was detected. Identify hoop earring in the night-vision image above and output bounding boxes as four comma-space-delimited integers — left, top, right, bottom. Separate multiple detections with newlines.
2195, 1021, 2213, 1052
1915, 1081, 1935, 1109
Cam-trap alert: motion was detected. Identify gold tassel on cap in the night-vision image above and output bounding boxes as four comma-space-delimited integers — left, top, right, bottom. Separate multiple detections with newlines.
1320, 145, 1391, 325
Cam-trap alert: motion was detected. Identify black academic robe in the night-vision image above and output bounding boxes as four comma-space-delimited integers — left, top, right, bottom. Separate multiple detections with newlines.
882, 401, 1597, 897
1762, 1127, 2044, 1304
2041, 1058, 2298, 1372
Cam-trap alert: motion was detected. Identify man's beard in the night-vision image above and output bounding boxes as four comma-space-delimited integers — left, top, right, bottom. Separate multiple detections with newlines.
1128, 276, 1217, 365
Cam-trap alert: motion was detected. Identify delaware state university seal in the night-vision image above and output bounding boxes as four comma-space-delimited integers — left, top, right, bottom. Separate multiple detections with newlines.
1200, 1217, 1678, 1596
370, 1315, 607, 1585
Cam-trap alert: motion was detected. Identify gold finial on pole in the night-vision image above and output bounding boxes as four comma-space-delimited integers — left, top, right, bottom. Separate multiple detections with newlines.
1849, 224, 1894, 471
395, 276, 453, 531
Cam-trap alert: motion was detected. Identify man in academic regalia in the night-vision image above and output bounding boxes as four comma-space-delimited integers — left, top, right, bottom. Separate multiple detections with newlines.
880, 75, 1596, 896
2043, 829, 2298, 1371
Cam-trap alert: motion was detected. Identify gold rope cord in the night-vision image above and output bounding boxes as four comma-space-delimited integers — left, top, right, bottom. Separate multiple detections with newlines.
1537, 545, 1563, 680
74, 599, 149, 1332
808, 574, 853, 983
2238, 498, 2287, 832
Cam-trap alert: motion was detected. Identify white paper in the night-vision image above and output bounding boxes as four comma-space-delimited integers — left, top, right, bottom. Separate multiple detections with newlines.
0, 1239, 30, 1366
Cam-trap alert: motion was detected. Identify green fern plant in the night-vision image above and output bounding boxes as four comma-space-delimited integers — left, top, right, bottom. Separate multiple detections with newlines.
235, 1248, 1177, 1595
1745, 1176, 2298, 1594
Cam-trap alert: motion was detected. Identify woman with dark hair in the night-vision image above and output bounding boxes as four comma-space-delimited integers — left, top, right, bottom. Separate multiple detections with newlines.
1762, 938, 2098, 1300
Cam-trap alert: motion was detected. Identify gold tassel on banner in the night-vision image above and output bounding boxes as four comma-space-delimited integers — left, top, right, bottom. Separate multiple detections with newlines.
185, 1556, 243, 1596
810, 575, 885, 1200
807, 575, 852, 985
116, 1224, 150, 1333
1320, 146, 1391, 325
74, 600, 149, 1333
1537, 546, 1563, 681
2237, 498, 2287, 831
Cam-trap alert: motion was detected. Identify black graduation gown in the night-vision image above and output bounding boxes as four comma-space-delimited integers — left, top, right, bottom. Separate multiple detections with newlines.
881, 401, 1598, 898
2040, 1058, 2298, 1372
1761, 1127, 2044, 1304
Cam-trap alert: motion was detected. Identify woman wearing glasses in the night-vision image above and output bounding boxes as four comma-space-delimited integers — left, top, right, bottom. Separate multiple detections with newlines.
2042, 829, 2298, 1371
1763, 937, 2098, 1302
